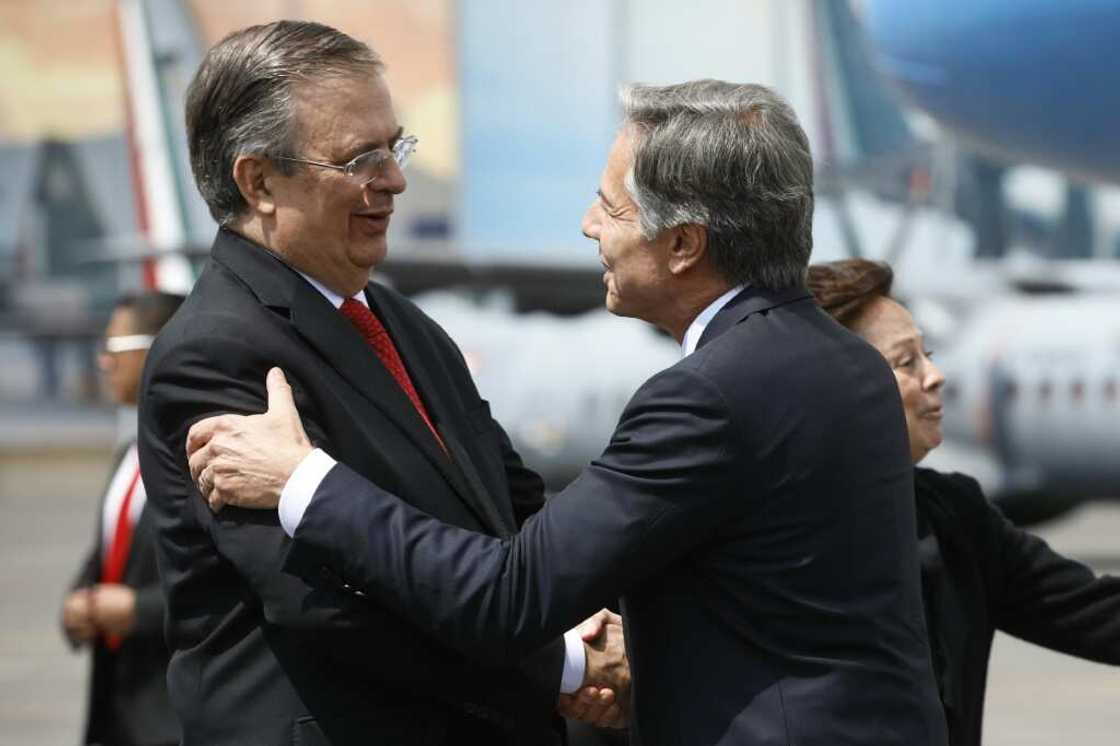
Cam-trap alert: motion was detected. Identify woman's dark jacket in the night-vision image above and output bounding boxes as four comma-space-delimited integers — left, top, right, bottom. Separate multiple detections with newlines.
915, 467, 1120, 746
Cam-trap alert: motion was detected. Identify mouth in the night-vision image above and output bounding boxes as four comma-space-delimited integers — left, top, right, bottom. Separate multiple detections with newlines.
354, 210, 393, 233
923, 407, 943, 420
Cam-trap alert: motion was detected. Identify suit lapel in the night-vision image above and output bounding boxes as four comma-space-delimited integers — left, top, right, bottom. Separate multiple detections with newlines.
210, 228, 505, 534
436, 425, 516, 537
368, 285, 515, 536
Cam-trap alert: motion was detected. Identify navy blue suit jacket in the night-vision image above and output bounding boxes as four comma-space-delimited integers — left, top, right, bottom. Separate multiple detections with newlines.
284, 285, 950, 746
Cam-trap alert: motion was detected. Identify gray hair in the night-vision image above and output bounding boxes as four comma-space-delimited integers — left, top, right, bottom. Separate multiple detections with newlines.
621, 80, 814, 289
185, 21, 383, 225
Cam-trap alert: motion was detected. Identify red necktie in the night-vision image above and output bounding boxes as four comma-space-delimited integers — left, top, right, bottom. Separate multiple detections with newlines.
340, 298, 446, 452
101, 465, 142, 651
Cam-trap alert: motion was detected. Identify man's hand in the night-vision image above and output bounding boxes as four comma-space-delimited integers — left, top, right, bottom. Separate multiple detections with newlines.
557, 609, 630, 729
187, 368, 312, 512
61, 588, 97, 646
89, 583, 137, 638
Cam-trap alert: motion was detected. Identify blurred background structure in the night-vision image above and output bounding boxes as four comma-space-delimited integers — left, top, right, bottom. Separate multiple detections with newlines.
1, 1, 1118, 743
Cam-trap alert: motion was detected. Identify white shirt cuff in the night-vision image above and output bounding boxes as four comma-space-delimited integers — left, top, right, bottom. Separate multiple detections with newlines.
560, 628, 587, 694
278, 448, 338, 538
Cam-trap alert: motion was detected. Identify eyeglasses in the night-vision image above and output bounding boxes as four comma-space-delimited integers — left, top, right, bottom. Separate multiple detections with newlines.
101, 334, 155, 354
275, 135, 418, 187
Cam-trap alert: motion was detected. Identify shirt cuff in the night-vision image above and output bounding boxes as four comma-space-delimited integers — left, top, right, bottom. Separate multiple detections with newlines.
278, 448, 338, 538
560, 628, 587, 694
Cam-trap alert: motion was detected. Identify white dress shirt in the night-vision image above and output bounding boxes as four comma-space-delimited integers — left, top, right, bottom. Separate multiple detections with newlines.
279, 273, 587, 693
101, 442, 146, 554
680, 284, 747, 358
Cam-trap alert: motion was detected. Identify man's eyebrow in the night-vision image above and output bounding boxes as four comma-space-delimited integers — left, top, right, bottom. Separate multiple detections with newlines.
346, 127, 405, 159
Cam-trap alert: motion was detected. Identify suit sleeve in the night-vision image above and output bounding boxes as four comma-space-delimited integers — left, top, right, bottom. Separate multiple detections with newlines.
131, 582, 166, 640
140, 328, 561, 715
973, 481, 1120, 663
284, 365, 742, 663
492, 414, 547, 528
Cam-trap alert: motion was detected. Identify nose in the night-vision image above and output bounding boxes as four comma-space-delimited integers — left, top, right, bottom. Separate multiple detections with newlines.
369, 157, 407, 196
925, 357, 946, 392
581, 201, 601, 241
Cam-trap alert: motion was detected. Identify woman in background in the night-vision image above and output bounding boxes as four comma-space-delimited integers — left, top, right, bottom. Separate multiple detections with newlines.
61, 291, 183, 746
808, 258, 1120, 746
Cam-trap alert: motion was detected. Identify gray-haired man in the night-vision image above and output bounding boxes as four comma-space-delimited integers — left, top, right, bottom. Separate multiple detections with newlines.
138, 20, 625, 746
189, 80, 950, 745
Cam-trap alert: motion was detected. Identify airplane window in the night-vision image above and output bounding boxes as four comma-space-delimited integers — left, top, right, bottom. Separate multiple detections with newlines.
1038, 380, 1052, 404
1002, 380, 1017, 402
1105, 379, 1117, 403
1070, 380, 1085, 403
942, 382, 958, 402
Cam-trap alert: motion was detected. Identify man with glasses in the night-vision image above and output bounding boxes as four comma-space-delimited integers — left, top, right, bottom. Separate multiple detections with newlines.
137, 20, 624, 746
63, 291, 183, 746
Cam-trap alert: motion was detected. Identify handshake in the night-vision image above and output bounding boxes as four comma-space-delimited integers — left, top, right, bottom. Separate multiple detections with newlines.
561, 609, 631, 730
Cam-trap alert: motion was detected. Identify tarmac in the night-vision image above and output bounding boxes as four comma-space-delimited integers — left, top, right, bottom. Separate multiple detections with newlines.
1, 412, 1117, 744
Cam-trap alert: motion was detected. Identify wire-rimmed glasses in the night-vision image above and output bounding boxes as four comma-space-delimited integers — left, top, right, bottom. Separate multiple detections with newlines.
275, 135, 418, 187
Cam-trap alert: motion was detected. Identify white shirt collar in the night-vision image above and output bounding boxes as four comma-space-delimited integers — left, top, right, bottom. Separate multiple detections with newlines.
680, 284, 747, 357
296, 270, 369, 310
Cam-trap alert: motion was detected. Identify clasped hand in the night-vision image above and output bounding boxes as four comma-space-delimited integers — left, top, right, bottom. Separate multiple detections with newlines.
61, 584, 137, 646
561, 609, 631, 729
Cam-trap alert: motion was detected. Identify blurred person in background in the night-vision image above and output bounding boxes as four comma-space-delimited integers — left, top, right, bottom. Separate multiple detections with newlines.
61, 291, 184, 746
808, 258, 1120, 746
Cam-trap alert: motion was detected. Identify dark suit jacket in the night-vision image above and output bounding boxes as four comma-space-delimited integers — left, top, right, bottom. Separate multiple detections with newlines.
915, 467, 1120, 746
68, 442, 178, 746
137, 228, 565, 745
284, 286, 950, 746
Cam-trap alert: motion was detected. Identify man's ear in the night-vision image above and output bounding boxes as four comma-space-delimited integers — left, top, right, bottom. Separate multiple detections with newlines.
232, 155, 277, 216
667, 223, 708, 275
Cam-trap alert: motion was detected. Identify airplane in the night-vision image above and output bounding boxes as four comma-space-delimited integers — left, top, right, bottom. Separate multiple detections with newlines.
929, 293, 1120, 520
453, 0, 1120, 520
853, 0, 1120, 521
860, 0, 1120, 186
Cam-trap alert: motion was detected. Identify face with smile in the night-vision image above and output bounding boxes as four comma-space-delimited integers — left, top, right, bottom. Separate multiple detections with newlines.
580, 128, 676, 327
853, 296, 945, 464
265, 73, 406, 295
